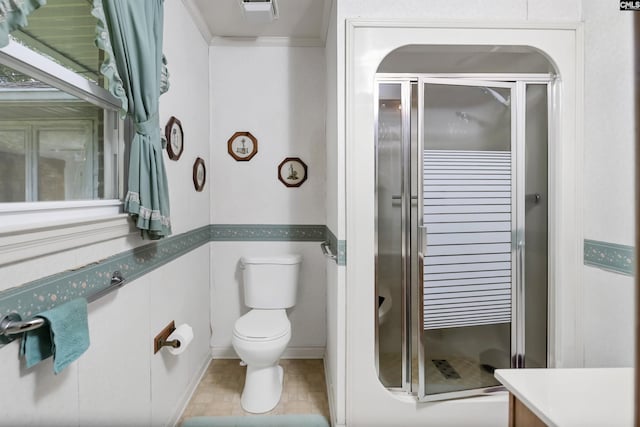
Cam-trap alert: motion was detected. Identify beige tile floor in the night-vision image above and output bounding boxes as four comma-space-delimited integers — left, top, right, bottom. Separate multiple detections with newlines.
179, 359, 330, 424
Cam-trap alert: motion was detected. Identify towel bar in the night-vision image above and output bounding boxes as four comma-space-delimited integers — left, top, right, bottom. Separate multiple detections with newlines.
0, 271, 126, 342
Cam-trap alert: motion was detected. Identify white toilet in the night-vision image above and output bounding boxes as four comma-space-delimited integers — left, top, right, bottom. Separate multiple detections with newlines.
231, 254, 301, 414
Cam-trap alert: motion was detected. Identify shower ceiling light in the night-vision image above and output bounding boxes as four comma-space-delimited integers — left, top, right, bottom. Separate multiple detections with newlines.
239, 0, 279, 22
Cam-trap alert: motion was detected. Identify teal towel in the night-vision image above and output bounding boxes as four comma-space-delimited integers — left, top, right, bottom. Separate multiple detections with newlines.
20, 298, 90, 374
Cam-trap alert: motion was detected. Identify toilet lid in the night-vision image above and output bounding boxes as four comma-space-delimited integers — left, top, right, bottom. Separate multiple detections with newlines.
233, 309, 290, 340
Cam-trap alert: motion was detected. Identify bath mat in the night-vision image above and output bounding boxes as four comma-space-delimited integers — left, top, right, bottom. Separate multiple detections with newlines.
181, 414, 330, 427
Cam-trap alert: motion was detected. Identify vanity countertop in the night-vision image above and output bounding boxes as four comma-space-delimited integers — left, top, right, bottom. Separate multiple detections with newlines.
494, 367, 634, 427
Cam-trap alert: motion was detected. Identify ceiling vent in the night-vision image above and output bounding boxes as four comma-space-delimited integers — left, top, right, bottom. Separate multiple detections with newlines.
239, 0, 279, 22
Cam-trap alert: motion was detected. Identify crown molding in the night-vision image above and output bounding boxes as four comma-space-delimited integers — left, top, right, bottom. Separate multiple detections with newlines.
320, 0, 334, 45
181, 0, 214, 44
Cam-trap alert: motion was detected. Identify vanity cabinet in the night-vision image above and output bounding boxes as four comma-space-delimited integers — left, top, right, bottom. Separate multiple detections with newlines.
509, 393, 547, 427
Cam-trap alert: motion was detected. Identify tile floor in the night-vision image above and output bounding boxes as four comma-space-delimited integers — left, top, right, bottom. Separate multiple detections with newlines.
179, 359, 330, 425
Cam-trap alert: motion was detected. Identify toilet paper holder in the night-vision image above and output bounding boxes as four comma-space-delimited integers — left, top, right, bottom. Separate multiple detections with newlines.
154, 320, 180, 353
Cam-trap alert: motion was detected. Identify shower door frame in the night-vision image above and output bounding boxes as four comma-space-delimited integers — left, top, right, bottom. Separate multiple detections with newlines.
374, 78, 415, 393
374, 73, 556, 402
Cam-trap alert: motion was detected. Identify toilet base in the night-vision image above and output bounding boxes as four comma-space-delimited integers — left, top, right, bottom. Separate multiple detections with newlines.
240, 364, 284, 413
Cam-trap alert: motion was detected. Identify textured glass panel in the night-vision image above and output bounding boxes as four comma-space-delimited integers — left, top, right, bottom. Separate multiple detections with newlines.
0, 130, 27, 202
376, 83, 403, 387
524, 84, 548, 369
0, 64, 113, 202
37, 124, 94, 201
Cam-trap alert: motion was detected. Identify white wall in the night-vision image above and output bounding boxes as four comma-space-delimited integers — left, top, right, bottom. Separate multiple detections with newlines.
0, 1, 212, 425
581, 0, 635, 367
209, 45, 327, 357
210, 45, 326, 225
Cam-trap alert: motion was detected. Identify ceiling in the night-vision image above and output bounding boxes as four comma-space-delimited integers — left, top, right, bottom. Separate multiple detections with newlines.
185, 0, 332, 45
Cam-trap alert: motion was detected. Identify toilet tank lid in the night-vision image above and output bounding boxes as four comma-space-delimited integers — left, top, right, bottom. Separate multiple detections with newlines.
240, 255, 302, 265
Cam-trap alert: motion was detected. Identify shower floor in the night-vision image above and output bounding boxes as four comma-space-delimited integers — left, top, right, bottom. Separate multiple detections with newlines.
179, 359, 330, 425
425, 356, 500, 394
378, 352, 500, 395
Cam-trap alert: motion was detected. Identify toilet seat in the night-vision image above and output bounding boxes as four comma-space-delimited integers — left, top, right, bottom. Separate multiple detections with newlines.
233, 309, 290, 341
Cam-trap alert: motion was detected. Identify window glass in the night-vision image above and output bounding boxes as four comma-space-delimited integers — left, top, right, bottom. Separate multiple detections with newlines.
0, 129, 27, 202
0, 65, 118, 203
10, 0, 103, 84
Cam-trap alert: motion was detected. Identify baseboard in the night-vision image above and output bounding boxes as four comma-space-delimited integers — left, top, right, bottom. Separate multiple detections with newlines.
211, 346, 325, 359
169, 351, 213, 427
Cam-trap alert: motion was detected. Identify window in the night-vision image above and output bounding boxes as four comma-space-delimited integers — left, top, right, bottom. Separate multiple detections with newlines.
0, 65, 120, 203
0, 1, 129, 261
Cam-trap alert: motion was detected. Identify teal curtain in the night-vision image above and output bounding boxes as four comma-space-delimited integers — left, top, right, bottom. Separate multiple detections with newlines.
99, 0, 171, 239
0, 0, 46, 48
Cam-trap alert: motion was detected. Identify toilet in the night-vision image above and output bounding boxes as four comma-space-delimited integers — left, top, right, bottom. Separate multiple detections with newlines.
231, 254, 302, 413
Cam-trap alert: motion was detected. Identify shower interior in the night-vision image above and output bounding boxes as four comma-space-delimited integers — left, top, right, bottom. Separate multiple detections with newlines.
374, 45, 554, 401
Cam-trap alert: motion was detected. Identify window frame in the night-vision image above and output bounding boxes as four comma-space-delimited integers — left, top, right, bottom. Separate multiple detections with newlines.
0, 39, 133, 264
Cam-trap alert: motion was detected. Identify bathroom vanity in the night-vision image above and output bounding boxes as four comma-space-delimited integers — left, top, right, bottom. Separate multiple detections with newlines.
495, 368, 634, 426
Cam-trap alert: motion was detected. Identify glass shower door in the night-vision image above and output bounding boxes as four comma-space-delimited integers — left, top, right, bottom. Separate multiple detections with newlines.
375, 82, 406, 388
417, 79, 517, 400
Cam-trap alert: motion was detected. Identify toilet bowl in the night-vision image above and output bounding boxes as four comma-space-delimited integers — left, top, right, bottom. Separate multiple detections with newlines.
232, 309, 291, 413
231, 255, 301, 414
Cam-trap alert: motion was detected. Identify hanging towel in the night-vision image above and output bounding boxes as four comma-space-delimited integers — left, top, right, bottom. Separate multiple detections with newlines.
20, 298, 90, 374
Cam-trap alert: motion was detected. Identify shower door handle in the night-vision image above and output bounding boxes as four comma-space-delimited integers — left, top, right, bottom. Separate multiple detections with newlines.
391, 195, 418, 207
418, 225, 428, 257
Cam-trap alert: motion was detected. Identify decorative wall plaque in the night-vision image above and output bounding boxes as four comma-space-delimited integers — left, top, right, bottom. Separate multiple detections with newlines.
165, 116, 184, 160
278, 157, 307, 187
227, 131, 258, 161
193, 157, 206, 191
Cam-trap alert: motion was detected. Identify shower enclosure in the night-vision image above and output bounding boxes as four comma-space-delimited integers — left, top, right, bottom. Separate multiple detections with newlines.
375, 74, 551, 401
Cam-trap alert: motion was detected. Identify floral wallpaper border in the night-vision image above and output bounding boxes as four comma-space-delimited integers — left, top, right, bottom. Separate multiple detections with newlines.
0, 224, 332, 323
0, 226, 211, 320
4, 227, 628, 328
210, 224, 326, 241
584, 239, 635, 277
325, 227, 346, 266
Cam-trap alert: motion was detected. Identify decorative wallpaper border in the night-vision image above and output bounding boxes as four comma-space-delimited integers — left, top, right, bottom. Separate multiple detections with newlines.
0, 224, 633, 330
325, 227, 346, 266
0, 226, 211, 320
210, 224, 325, 241
15, 224, 635, 326
584, 239, 635, 277
0, 224, 335, 324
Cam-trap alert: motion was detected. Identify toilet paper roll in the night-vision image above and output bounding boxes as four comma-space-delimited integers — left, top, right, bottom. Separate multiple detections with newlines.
166, 324, 193, 355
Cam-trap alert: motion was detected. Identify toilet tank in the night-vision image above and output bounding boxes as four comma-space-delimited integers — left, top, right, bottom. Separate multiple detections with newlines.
240, 255, 302, 309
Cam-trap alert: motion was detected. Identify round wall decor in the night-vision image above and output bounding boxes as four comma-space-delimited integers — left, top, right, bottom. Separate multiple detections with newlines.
278, 157, 307, 187
193, 157, 206, 192
165, 116, 184, 161
227, 131, 258, 161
